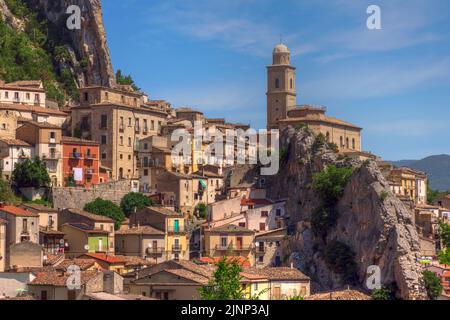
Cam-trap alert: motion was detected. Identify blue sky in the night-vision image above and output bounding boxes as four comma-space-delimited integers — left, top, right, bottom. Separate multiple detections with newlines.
102, 0, 450, 160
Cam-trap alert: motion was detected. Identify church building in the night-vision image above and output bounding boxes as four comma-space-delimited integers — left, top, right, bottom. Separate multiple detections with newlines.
266, 44, 362, 152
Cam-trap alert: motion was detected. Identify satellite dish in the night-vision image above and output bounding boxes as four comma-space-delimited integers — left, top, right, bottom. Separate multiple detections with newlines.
84, 245, 90, 250
60, 239, 65, 245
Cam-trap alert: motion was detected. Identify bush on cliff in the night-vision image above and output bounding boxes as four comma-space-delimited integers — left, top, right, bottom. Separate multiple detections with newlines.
422, 270, 443, 300
313, 165, 354, 206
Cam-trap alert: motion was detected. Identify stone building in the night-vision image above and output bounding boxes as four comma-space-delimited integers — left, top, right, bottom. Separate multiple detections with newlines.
16, 121, 64, 187
70, 86, 172, 180
0, 138, 34, 181
0, 218, 6, 272
266, 43, 362, 152
0, 110, 18, 139
0, 80, 46, 108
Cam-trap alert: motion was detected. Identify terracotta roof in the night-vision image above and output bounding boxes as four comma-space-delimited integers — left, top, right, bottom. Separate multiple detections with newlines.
207, 224, 255, 234
64, 208, 114, 223
29, 270, 100, 287
57, 259, 97, 271
242, 267, 310, 281
20, 120, 62, 129
20, 203, 58, 213
147, 206, 183, 217
61, 136, 100, 146
115, 255, 154, 268
164, 268, 210, 285
81, 253, 125, 264
199, 256, 251, 267
172, 260, 216, 279
241, 198, 273, 206
0, 205, 38, 217
0, 103, 66, 116
63, 223, 109, 234
305, 289, 372, 300
5, 80, 43, 88
0, 138, 31, 147
115, 225, 164, 236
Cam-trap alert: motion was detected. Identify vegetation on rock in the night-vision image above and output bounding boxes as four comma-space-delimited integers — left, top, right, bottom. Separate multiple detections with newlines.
0, 179, 20, 204
422, 270, 443, 300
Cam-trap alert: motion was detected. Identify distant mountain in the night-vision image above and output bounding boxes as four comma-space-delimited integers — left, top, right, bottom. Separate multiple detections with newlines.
390, 154, 450, 191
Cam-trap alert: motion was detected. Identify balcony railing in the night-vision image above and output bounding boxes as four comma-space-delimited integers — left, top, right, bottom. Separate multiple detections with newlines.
215, 244, 252, 251
167, 225, 188, 234
172, 245, 183, 252
85, 168, 95, 175
146, 247, 165, 255
70, 152, 82, 159
84, 153, 97, 160
42, 153, 61, 160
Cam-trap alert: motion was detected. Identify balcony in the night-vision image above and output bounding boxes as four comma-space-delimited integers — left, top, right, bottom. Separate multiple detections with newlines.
135, 126, 141, 133
42, 153, 61, 160
167, 225, 188, 234
84, 153, 97, 160
146, 247, 165, 255
85, 168, 95, 176
172, 244, 183, 252
143, 127, 149, 135
215, 244, 252, 252
70, 152, 82, 159
119, 124, 125, 132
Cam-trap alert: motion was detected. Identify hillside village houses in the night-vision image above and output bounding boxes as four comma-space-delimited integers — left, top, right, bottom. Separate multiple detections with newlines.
0, 44, 448, 300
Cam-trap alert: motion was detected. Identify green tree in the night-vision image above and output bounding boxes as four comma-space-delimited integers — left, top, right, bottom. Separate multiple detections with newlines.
12, 157, 50, 188
196, 203, 207, 219
313, 165, 354, 206
0, 179, 20, 204
120, 192, 153, 217
84, 198, 125, 230
371, 287, 394, 300
200, 258, 245, 300
422, 270, 443, 300
439, 222, 450, 248
115, 69, 140, 91
427, 181, 441, 205
438, 250, 450, 265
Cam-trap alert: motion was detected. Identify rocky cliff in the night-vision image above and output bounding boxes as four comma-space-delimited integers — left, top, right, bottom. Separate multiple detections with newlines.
0, 0, 115, 99
34, 0, 116, 88
266, 126, 426, 299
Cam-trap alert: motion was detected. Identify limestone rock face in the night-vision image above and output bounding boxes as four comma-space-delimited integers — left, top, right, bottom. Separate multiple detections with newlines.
267, 127, 426, 299
0, 0, 25, 30
35, 0, 116, 87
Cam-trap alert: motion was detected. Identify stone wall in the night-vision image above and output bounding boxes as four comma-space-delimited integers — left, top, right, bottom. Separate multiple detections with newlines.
52, 179, 135, 209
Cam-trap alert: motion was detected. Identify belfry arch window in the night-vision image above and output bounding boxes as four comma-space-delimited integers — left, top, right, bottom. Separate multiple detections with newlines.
275, 78, 280, 89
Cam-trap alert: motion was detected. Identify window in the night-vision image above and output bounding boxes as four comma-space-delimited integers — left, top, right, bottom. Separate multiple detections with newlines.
22, 219, 28, 233
26, 93, 30, 100
340, 136, 344, 147
120, 154, 123, 160
14, 92, 19, 101
290, 78, 293, 89
105, 92, 109, 100
144, 143, 148, 150
144, 169, 149, 176
352, 138, 356, 149
239, 222, 246, 228
101, 135, 107, 144
128, 137, 132, 146
50, 132, 56, 139
100, 114, 108, 129
128, 155, 131, 160
258, 256, 264, 263
121, 95, 125, 103
84, 92, 89, 101
151, 120, 155, 130
276, 208, 282, 216
261, 211, 269, 217
102, 153, 107, 160
259, 223, 266, 231
5, 92, 8, 99
326, 132, 330, 142
143, 119, 148, 131
346, 137, 349, 149
275, 78, 280, 89
128, 118, 132, 126
34, 94, 39, 103
220, 237, 227, 248
119, 136, 124, 145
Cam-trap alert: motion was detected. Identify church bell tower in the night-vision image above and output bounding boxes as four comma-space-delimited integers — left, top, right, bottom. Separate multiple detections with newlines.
266, 43, 297, 129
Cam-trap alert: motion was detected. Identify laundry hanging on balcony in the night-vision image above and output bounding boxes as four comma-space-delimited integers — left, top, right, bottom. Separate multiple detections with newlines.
73, 167, 83, 181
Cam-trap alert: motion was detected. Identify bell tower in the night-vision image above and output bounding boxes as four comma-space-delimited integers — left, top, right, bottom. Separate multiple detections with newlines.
266, 43, 297, 129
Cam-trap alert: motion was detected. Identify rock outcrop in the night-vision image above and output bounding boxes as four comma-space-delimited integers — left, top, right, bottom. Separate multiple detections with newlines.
35, 0, 116, 87
0, 0, 25, 30
266, 126, 426, 299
